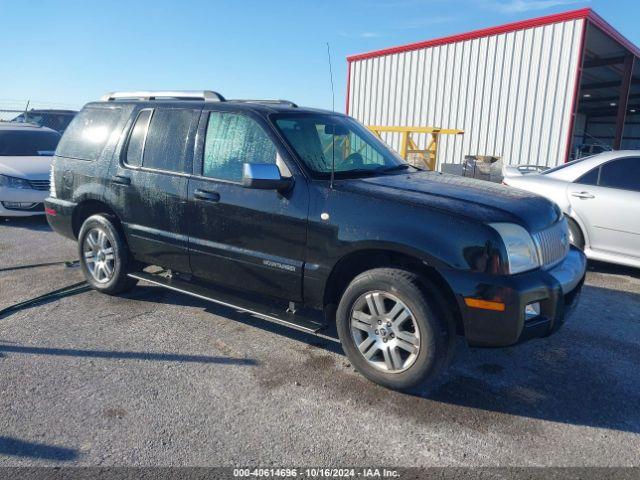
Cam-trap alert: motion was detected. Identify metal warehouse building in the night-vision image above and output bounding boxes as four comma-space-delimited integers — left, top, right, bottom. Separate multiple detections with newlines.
346, 8, 640, 171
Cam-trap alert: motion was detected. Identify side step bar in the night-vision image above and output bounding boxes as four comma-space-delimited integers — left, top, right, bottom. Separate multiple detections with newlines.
128, 271, 333, 339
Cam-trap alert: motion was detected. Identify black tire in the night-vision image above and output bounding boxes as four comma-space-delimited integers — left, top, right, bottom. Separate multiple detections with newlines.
567, 217, 585, 250
78, 214, 138, 295
336, 268, 454, 391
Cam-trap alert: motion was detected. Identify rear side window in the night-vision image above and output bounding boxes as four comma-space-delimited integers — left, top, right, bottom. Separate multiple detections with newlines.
0, 130, 60, 156
125, 109, 152, 167
203, 112, 277, 182
599, 157, 640, 192
575, 167, 599, 186
56, 106, 125, 161
142, 108, 198, 173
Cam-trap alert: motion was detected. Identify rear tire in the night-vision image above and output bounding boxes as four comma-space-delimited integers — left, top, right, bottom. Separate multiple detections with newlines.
567, 217, 585, 250
78, 214, 138, 295
336, 268, 454, 391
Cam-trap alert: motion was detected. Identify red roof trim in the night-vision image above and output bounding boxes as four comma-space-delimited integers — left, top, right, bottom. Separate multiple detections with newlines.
347, 8, 600, 62
564, 19, 588, 164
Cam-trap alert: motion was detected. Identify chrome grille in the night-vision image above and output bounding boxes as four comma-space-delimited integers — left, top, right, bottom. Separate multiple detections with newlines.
27, 179, 50, 191
533, 217, 570, 269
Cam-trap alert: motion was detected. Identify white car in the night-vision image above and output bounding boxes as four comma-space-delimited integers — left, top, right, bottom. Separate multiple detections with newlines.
503, 151, 640, 269
0, 123, 60, 217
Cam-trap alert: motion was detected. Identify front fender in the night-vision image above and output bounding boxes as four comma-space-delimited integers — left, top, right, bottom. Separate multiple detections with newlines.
303, 184, 503, 307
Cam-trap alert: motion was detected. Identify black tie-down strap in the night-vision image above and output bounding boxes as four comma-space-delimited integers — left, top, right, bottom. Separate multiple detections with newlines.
0, 281, 90, 319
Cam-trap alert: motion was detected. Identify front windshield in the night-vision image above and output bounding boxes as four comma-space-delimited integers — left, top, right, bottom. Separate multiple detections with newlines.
273, 113, 408, 177
0, 130, 61, 156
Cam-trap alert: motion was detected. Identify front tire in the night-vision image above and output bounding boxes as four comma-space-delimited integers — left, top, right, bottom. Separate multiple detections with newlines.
78, 214, 137, 295
567, 217, 585, 250
336, 268, 454, 391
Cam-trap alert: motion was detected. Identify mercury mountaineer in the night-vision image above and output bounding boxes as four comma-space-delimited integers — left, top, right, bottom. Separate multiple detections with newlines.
45, 90, 586, 390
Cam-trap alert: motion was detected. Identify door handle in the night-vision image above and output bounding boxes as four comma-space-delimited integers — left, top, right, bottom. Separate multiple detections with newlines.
112, 175, 131, 186
571, 191, 595, 199
194, 189, 220, 202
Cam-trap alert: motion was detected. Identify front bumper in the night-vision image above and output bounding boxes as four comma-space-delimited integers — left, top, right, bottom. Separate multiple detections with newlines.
440, 247, 587, 347
0, 187, 47, 217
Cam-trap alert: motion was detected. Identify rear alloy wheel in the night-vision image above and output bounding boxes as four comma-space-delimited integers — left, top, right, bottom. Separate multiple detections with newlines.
83, 227, 115, 284
78, 214, 138, 295
336, 268, 453, 391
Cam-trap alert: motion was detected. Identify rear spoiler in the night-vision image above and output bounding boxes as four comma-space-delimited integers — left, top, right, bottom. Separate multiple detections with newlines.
502, 164, 548, 177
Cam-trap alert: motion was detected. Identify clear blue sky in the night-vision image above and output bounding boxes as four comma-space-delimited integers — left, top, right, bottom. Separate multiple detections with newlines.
2, 0, 639, 112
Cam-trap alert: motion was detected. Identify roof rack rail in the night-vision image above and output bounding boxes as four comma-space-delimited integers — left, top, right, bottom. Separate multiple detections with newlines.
229, 99, 298, 108
101, 90, 225, 102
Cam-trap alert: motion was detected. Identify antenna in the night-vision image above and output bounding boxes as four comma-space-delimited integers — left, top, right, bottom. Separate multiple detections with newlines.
327, 42, 335, 113
327, 42, 336, 188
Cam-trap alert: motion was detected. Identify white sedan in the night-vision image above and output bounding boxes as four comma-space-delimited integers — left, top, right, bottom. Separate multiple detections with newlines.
503, 151, 640, 269
0, 123, 60, 217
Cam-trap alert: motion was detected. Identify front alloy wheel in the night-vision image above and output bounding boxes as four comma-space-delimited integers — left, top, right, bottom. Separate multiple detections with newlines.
336, 268, 454, 391
350, 291, 420, 373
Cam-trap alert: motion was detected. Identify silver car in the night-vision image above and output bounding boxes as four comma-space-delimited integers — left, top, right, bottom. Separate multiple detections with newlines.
0, 123, 59, 217
503, 151, 640, 269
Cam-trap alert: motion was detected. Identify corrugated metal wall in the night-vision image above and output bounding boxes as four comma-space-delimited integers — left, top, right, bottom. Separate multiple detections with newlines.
347, 18, 585, 169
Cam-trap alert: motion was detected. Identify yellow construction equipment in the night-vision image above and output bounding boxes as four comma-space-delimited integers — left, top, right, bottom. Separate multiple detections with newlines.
367, 126, 464, 171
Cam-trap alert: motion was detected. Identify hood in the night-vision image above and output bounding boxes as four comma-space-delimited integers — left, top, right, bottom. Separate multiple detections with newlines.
338, 171, 560, 232
0, 155, 52, 181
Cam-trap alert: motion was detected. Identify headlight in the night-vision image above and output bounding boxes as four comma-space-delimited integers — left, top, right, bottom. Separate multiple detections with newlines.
490, 223, 541, 274
0, 174, 31, 189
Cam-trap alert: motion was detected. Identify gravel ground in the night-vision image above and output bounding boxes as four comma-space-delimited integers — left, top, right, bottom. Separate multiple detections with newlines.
0, 216, 639, 467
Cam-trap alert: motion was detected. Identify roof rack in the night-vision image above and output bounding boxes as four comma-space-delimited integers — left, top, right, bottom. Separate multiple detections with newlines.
229, 99, 298, 108
101, 90, 225, 102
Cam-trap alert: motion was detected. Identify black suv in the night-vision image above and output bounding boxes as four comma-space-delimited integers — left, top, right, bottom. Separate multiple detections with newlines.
45, 91, 586, 390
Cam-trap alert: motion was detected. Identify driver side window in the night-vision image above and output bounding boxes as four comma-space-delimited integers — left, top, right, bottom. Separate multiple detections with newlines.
203, 112, 278, 182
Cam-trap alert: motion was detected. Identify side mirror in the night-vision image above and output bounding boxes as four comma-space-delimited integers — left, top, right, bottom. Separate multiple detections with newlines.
242, 163, 292, 190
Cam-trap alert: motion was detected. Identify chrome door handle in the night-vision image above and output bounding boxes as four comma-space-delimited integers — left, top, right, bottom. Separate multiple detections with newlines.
571, 191, 595, 199
194, 189, 220, 202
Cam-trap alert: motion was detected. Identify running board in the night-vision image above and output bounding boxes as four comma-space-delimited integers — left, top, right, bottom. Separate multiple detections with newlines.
128, 271, 329, 337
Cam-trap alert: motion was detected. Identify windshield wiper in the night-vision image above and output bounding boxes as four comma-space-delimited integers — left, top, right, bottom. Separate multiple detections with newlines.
332, 168, 381, 178
331, 165, 413, 179
381, 164, 412, 173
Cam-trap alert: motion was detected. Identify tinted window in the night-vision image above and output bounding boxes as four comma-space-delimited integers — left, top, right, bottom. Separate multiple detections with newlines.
0, 129, 60, 156
56, 106, 125, 161
203, 112, 277, 182
142, 108, 198, 173
575, 167, 599, 186
13, 112, 76, 132
125, 109, 152, 167
599, 157, 640, 192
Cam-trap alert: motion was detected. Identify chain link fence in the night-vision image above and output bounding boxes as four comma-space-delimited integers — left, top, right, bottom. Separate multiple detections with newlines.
0, 99, 80, 132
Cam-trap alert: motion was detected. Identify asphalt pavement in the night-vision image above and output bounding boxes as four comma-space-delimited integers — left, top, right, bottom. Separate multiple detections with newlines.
0, 216, 639, 467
